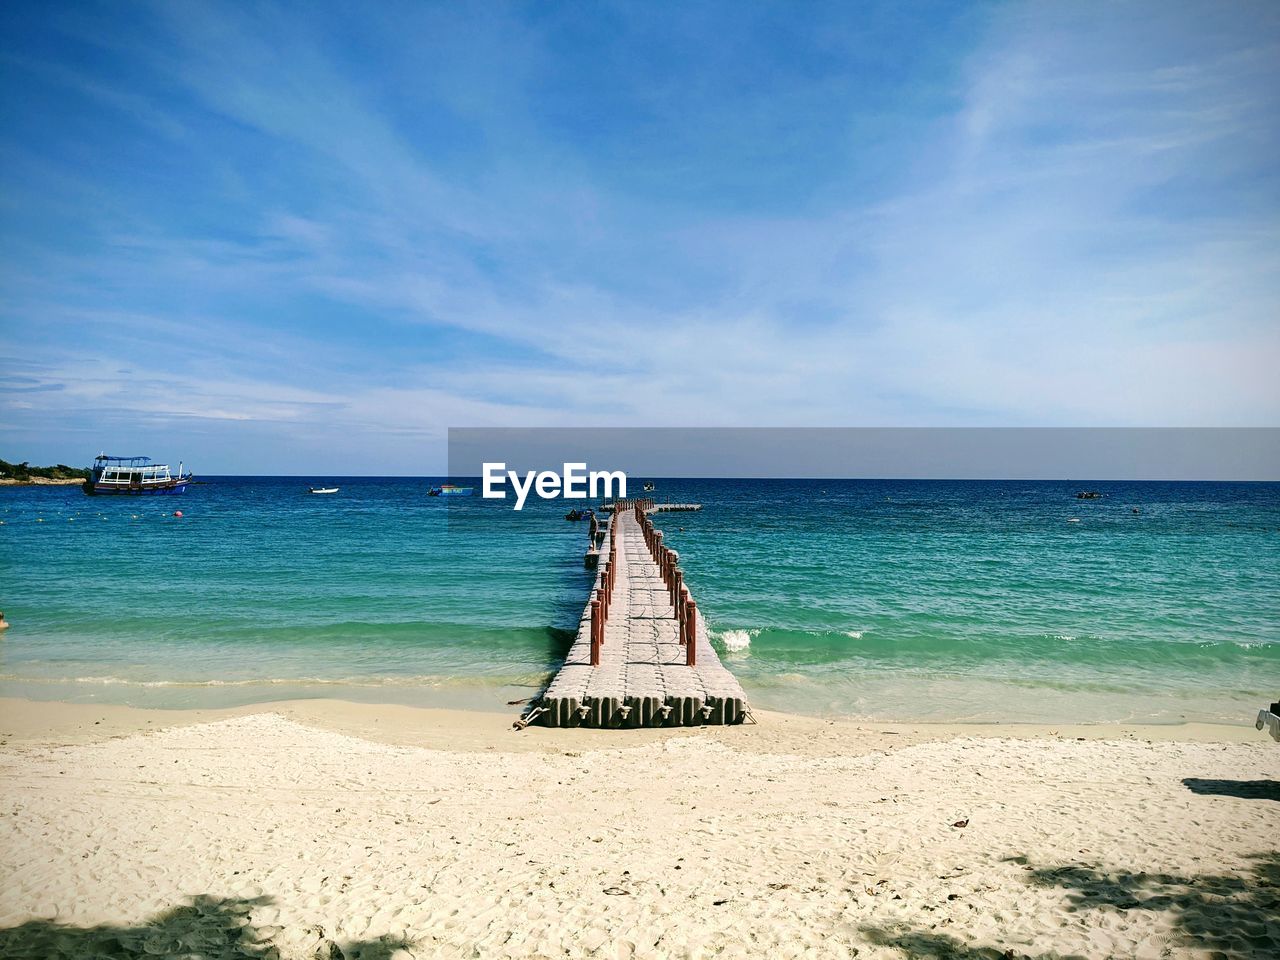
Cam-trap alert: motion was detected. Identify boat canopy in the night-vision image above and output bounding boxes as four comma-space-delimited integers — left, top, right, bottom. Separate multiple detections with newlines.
95, 455, 153, 465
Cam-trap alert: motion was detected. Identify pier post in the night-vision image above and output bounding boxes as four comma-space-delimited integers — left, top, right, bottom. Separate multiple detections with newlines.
685, 599, 697, 666
672, 567, 683, 612
590, 599, 601, 665
678, 586, 689, 644
597, 585, 607, 629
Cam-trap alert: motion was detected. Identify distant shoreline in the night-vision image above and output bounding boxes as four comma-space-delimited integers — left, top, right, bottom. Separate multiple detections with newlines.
0, 476, 84, 487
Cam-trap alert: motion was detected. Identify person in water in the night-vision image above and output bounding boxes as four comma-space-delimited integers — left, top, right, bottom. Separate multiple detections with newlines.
0, 610, 9, 631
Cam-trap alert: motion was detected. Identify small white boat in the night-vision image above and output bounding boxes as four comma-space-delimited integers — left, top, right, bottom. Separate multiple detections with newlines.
309, 486, 339, 495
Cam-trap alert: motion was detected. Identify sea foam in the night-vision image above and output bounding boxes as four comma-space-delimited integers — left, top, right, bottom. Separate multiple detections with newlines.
718, 629, 753, 652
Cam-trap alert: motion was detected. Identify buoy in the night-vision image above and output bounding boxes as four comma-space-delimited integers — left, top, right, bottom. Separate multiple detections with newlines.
173, 510, 183, 518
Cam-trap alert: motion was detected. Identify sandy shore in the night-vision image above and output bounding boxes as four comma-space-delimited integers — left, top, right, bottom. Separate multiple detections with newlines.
1, 698, 1277, 959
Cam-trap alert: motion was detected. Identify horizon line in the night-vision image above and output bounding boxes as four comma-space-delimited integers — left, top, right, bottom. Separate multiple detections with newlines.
191, 474, 1280, 483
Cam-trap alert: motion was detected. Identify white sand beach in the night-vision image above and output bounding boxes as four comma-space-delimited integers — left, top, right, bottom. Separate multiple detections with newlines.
1, 698, 1277, 959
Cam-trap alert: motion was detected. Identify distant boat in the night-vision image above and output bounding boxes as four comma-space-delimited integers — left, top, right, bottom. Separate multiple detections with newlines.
428, 484, 473, 497
643, 482, 655, 492
83, 454, 192, 496
309, 486, 339, 495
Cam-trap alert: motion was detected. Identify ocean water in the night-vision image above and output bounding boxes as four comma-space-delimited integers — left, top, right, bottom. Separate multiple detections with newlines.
1, 477, 1277, 724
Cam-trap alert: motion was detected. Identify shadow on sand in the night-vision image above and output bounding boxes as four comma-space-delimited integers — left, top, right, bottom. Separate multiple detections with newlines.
1026, 851, 1279, 960
1183, 777, 1280, 802
860, 925, 1088, 959
860, 853, 1279, 959
0, 894, 412, 960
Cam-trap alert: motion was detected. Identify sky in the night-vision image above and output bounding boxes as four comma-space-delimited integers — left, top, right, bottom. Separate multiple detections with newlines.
1, 0, 1277, 474
451, 429, 1280, 481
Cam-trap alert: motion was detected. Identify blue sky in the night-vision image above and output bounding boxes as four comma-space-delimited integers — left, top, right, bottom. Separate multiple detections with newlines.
1, 0, 1277, 474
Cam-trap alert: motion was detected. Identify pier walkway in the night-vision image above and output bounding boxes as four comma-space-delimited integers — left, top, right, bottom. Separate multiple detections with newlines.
528, 503, 750, 728
600, 501, 702, 513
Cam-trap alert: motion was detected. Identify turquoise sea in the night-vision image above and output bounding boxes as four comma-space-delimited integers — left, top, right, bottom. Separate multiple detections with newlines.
1, 478, 1277, 723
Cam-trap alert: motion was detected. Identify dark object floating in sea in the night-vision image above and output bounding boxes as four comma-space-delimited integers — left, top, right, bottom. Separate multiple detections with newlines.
565, 508, 593, 521
1076, 491, 1103, 499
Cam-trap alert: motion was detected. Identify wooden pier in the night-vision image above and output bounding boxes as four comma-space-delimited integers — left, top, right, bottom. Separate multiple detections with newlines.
600, 499, 702, 513
525, 501, 750, 728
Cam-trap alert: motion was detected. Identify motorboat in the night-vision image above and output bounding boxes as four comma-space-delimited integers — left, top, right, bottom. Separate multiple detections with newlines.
83, 454, 192, 496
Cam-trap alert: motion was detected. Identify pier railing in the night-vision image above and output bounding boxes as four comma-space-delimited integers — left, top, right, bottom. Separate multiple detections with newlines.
633, 501, 700, 667
585, 501, 701, 668
589, 516, 617, 666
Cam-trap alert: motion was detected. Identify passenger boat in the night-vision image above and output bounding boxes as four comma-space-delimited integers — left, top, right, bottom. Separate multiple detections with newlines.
428, 484, 473, 496
309, 486, 339, 495
83, 454, 192, 496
